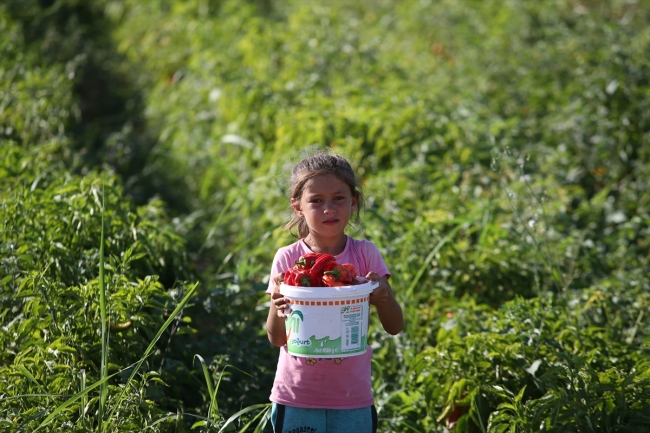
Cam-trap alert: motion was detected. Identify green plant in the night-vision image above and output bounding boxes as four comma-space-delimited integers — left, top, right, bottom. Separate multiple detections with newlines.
4, 1, 650, 431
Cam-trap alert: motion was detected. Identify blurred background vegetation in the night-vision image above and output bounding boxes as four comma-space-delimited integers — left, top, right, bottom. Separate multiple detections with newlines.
1, 0, 649, 431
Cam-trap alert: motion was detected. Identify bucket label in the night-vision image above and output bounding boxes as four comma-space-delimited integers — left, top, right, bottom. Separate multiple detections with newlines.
281, 288, 375, 358
341, 305, 363, 351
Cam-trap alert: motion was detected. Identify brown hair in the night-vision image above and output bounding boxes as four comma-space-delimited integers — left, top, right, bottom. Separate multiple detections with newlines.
285, 151, 364, 238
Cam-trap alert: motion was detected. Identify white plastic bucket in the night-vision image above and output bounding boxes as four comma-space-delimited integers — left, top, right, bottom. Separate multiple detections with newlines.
280, 278, 377, 358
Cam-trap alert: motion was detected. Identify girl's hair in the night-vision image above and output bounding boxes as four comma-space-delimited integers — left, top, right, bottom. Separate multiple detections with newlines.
285, 151, 364, 238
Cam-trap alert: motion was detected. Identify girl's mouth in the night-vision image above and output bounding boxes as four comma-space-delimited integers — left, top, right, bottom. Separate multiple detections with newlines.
322, 219, 339, 225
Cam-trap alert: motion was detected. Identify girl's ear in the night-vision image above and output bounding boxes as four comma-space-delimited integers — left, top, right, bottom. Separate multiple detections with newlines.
290, 198, 302, 216
351, 193, 358, 211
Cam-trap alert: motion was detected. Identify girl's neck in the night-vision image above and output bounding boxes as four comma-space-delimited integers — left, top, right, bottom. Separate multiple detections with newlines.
303, 234, 347, 256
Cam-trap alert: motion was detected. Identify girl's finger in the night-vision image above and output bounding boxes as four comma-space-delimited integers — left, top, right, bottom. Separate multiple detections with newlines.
365, 272, 379, 281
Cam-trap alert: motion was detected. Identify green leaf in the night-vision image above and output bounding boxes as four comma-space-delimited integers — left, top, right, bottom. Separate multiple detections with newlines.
218, 403, 271, 433
16, 365, 44, 393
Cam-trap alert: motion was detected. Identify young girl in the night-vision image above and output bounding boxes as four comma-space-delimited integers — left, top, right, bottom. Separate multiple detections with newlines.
266, 151, 404, 433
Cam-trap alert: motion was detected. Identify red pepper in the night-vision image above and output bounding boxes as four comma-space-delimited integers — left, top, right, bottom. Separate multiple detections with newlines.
309, 254, 335, 286
322, 274, 345, 286
284, 254, 352, 287
341, 263, 358, 281
287, 269, 301, 285
323, 262, 358, 285
446, 405, 467, 429
283, 268, 312, 286
294, 269, 311, 287
283, 268, 297, 285
323, 263, 349, 283
310, 254, 335, 274
294, 253, 321, 270
309, 272, 322, 287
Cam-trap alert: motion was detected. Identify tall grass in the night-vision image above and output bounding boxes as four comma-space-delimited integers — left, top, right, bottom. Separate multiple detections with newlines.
13, 192, 271, 432
193, 355, 271, 432
98, 186, 108, 430
21, 190, 193, 431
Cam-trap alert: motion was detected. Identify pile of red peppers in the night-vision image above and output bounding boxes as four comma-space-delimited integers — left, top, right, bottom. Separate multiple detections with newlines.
282, 253, 359, 287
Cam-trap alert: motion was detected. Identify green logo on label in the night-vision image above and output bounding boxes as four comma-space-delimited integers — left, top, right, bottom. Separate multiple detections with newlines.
288, 310, 304, 333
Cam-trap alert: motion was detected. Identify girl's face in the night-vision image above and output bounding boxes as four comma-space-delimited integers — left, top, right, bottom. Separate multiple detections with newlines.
291, 174, 357, 242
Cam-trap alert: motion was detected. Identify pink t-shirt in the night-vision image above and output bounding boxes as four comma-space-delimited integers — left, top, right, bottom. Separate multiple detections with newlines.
266, 236, 390, 409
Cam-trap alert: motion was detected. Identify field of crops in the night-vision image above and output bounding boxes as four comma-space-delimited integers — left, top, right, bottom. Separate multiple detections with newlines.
2, 0, 650, 431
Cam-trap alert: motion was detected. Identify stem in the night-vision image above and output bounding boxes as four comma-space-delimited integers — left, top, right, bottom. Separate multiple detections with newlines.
98, 185, 108, 431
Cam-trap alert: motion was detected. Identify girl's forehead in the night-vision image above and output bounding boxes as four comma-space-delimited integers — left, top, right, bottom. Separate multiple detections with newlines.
303, 174, 350, 194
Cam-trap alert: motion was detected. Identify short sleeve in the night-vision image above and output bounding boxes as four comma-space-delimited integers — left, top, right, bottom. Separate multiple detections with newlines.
362, 241, 390, 279
266, 247, 296, 294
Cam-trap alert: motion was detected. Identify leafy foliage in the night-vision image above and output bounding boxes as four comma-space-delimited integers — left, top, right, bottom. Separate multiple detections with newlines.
2, 0, 650, 432
0, 145, 198, 430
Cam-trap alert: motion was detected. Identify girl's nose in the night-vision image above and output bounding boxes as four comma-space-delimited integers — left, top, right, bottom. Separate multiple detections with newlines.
323, 200, 336, 213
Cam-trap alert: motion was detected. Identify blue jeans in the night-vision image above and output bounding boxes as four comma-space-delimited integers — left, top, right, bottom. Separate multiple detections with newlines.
271, 403, 378, 433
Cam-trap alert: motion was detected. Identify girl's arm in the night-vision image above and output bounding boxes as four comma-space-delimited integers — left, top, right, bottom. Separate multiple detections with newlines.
266, 273, 289, 347
367, 272, 404, 335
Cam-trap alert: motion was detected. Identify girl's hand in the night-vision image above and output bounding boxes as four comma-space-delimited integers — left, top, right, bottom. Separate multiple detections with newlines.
270, 272, 289, 319
267, 273, 289, 346
366, 272, 391, 306
365, 271, 404, 335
